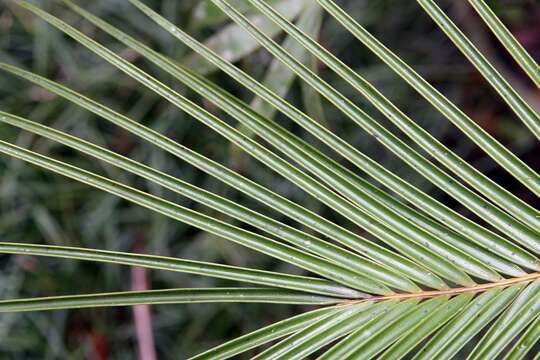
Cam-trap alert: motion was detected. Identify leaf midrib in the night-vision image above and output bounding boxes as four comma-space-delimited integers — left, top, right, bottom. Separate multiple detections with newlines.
344, 272, 540, 303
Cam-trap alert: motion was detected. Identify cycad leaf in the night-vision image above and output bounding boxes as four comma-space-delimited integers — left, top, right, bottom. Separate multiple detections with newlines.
251, 303, 372, 360
0, 61, 429, 292
345, 296, 449, 359
380, 293, 473, 359
125, 1, 537, 280
318, 298, 420, 359
125, 0, 477, 288
505, 313, 540, 360
2, 0, 540, 357
61, 0, 458, 288
0, 106, 415, 293
50, 0, 475, 288
413, 286, 520, 359
13, 1, 451, 291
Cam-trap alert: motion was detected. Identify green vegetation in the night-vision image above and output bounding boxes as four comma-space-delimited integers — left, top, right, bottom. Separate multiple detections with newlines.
1, 0, 539, 358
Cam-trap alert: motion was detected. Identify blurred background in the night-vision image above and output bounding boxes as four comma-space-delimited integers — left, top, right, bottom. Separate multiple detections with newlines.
0, 0, 539, 358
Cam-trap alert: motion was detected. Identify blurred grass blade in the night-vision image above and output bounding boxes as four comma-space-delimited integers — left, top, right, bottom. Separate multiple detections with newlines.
0, 242, 358, 298
380, 294, 473, 359
12, 1, 453, 291
468, 0, 540, 89
0, 140, 384, 295
227, 2, 325, 173
183, 0, 308, 75
180, 0, 540, 267
245, 0, 540, 242
417, 0, 540, 140
299, 6, 326, 125
0, 65, 439, 293
504, 314, 540, 360
316, 0, 540, 198
254, 301, 395, 360
190, 305, 349, 360
412, 287, 520, 359
191, 0, 283, 29
0, 288, 342, 313
231, 2, 323, 148
0, 109, 418, 293
249, 3, 322, 121
318, 299, 420, 359
469, 280, 540, 359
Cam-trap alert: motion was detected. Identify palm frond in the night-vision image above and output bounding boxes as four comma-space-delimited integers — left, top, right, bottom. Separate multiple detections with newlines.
1, 0, 540, 358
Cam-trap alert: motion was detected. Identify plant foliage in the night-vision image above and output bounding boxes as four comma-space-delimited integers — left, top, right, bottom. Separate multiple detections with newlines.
1, 0, 540, 358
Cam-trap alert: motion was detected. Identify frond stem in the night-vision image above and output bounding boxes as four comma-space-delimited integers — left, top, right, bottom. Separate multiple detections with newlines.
345, 272, 540, 303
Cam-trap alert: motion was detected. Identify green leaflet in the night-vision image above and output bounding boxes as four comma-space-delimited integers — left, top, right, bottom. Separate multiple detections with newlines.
249, 2, 322, 121
146, 0, 506, 283
1, 0, 540, 357
0, 62, 429, 291
380, 293, 473, 359
251, 302, 374, 360
418, 285, 524, 359
0, 288, 341, 312
124, 0, 474, 287
318, 298, 421, 359
467, 0, 540, 89
81, 4, 524, 277
209, 0, 540, 262
413, 288, 499, 359
349, 296, 449, 359
61, 0, 467, 288
0, 242, 357, 298
469, 280, 540, 359
55, 1, 500, 283
504, 313, 540, 360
